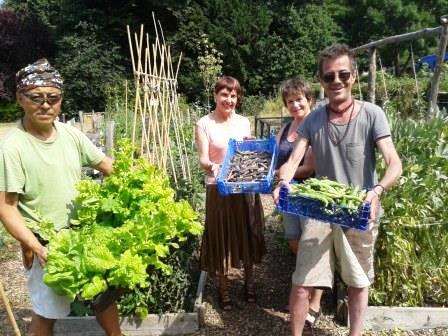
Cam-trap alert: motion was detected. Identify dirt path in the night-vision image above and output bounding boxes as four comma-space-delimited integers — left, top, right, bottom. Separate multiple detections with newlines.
1, 196, 447, 335
191, 195, 448, 336
0, 244, 32, 336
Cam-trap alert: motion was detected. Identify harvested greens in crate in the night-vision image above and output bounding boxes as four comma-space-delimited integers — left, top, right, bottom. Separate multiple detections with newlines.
277, 178, 371, 230
216, 137, 277, 195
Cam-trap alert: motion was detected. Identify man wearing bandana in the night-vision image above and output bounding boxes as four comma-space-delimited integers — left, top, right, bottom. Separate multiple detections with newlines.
0, 59, 121, 335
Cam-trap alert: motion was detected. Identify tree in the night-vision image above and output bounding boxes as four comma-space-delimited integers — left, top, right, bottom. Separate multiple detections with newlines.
278, 4, 342, 78
169, 2, 211, 101
325, 0, 438, 75
0, 9, 53, 100
197, 34, 223, 108
54, 22, 125, 116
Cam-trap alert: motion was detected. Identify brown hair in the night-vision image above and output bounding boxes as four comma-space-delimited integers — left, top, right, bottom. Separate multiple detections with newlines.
214, 76, 242, 107
279, 79, 314, 108
318, 43, 356, 77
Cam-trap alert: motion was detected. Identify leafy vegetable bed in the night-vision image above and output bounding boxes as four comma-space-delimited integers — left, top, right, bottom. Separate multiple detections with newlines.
371, 115, 448, 307
30, 141, 203, 318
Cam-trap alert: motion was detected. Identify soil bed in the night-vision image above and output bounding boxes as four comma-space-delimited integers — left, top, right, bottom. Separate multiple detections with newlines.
1, 195, 447, 335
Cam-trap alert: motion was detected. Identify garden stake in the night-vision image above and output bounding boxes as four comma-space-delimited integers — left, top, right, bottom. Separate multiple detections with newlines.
0, 278, 21, 336
126, 17, 193, 185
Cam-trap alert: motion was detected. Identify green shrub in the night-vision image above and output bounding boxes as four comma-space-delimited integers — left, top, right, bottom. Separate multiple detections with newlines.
118, 238, 200, 316
0, 101, 22, 122
240, 95, 267, 117
371, 113, 448, 306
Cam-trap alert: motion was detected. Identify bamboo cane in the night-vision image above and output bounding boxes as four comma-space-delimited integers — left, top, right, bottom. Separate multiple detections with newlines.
125, 80, 128, 138
163, 46, 184, 178
126, 25, 136, 74
169, 49, 191, 181
0, 278, 21, 336
127, 17, 185, 181
134, 29, 145, 155
141, 41, 151, 160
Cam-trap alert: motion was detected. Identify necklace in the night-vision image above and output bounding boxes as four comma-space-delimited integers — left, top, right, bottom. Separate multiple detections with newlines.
326, 100, 356, 146
327, 99, 354, 114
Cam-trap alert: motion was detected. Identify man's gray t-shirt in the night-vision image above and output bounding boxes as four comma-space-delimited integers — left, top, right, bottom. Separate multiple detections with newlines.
298, 102, 391, 188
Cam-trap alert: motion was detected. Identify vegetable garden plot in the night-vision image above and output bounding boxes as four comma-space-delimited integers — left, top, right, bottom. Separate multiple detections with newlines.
26, 140, 203, 330
53, 272, 208, 336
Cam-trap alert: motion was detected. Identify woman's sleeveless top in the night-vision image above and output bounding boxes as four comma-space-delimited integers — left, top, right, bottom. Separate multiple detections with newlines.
276, 122, 311, 182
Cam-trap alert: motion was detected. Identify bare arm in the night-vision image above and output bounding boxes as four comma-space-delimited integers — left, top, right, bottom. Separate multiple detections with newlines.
274, 125, 287, 177
195, 125, 219, 176
294, 146, 314, 179
365, 136, 402, 220
279, 137, 310, 183
273, 137, 309, 203
95, 156, 114, 176
375, 136, 402, 190
0, 192, 47, 266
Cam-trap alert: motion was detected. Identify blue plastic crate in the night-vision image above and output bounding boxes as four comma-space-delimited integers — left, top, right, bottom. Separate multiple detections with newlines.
277, 185, 370, 231
216, 137, 278, 195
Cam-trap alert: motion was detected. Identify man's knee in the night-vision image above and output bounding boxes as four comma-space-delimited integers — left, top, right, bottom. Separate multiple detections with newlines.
291, 285, 313, 300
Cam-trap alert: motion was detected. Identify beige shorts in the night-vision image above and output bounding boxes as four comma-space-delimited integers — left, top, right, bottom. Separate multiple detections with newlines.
292, 218, 379, 289
26, 256, 71, 319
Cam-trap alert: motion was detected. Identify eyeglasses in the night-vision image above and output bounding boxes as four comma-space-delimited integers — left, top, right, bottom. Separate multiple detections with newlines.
321, 71, 352, 84
22, 93, 63, 105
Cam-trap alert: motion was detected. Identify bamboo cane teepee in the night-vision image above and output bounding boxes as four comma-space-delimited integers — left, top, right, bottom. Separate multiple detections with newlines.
127, 15, 191, 185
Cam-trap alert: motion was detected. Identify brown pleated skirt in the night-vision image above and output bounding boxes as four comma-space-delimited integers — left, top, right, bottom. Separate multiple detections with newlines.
200, 184, 266, 275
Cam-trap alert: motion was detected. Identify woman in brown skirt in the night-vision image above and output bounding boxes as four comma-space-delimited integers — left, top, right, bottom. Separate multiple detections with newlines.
195, 76, 266, 310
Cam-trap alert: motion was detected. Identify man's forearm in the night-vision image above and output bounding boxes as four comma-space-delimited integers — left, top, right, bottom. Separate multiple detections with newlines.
376, 137, 403, 193
294, 165, 314, 179
378, 159, 402, 191
0, 206, 43, 253
278, 137, 309, 182
279, 160, 298, 182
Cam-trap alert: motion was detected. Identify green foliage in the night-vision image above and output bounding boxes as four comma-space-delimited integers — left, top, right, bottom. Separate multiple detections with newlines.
104, 81, 134, 139
197, 34, 223, 108
0, 9, 54, 100
4, 0, 446, 103
277, 4, 341, 79
370, 114, 448, 306
254, 95, 284, 118
4, 0, 62, 28
54, 22, 126, 117
440, 64, 448, 92
167, 102, 206, 215
0, 100, 22, 122
327, 0, 437, 74
43, 140, 203, 309
240, 95, 268, 117
373, 73, 430, 119
119, 237, 199, 316
0, 225, 14, 257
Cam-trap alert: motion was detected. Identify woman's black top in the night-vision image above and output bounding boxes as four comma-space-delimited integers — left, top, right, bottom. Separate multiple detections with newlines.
275, 122, 313, 183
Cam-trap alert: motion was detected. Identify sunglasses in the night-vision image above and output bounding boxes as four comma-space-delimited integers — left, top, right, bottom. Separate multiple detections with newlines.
321, 71, 352, 84
23, 93, 63, 105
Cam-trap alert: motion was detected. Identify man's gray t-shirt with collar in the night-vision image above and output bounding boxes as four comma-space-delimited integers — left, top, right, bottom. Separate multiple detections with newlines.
298, 101, 391, 189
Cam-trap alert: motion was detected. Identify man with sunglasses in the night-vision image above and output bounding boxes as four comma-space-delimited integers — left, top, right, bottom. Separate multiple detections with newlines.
0, 59, 122, 336
274, 44, 402, 336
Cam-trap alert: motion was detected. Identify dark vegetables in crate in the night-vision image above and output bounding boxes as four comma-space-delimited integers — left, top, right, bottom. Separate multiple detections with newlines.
226, 150, 271, 182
